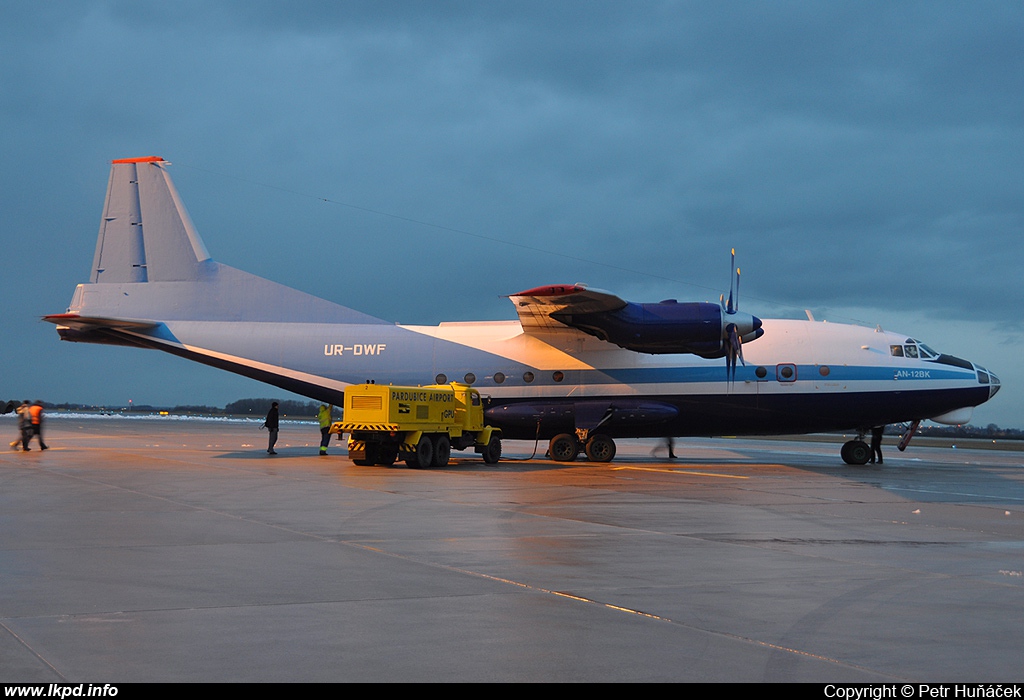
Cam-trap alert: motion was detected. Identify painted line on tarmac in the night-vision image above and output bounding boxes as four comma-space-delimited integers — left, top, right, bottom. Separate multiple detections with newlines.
611, 465, 751, 479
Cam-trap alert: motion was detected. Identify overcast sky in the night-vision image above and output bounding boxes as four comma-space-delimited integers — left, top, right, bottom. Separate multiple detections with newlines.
2, 1, 1021, 428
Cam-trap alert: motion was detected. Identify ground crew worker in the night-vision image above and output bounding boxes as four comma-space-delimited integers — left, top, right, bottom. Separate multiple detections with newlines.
263, 401, 279, 455
26, 400, 48, 451
870, 425, 884, 464
318, 404, 334, 455
10, 400, 31, 450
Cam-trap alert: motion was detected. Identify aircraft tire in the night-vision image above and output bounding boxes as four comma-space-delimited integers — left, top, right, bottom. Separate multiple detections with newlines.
482, 436, 501, 464
432, 435, 451, 468
549, 434, 579, 462
585, 434, 616, 463
841, 440, 871, 465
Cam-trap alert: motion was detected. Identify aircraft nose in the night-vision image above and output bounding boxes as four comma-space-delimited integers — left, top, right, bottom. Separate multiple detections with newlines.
988, 372, 1001, 397
976, 365, 1001, 398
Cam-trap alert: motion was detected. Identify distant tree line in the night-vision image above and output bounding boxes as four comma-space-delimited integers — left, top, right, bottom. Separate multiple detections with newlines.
2, 398, 330, 419
910, 423, 1024, 440
223, 398, 322, 417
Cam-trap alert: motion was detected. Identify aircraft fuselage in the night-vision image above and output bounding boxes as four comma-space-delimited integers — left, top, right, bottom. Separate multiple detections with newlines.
46, 157, 1000, 463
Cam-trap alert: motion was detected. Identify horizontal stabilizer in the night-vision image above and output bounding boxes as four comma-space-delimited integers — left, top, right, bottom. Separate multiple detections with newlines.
42, 312, 163, 348
42, 313, 159, 332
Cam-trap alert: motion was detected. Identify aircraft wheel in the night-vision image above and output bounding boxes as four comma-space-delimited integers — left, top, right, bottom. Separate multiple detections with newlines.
585, 434, 616, 463
482, 436, 501, 464
841, 440, 871, 465
549, 434, 579, 462
432, 435, 451, 467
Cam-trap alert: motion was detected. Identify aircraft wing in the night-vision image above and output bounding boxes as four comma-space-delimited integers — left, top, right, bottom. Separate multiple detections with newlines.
508, 284, 764, 357
508, 284, 627, 332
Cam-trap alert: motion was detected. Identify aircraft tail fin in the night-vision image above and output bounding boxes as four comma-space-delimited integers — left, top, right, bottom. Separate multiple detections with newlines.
49, 157, 387, 328
91, 157, 210, 284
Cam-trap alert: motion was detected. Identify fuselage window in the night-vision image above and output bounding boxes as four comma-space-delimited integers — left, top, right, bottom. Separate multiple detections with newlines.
464, 372, 476, 384
890, 345, 904, 357
435, 373, 448, 384
904, 345, 919, 359
493, 372, 505, 384
755, 366, 768, 379
552, 371, 564, 382
777, 364, 797, 382
819, 366, 830, 376
523, 371, 535, 383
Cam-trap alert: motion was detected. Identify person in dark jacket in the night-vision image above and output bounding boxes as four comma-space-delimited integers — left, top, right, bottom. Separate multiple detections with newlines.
870, 425, 884, 464
264, 401, 279, 455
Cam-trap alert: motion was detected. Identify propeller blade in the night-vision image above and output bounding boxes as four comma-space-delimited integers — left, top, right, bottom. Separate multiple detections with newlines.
724, 322, 744, 384
727, 249, 736, 313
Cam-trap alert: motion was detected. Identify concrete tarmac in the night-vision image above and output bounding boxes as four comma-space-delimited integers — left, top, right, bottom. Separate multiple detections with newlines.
2, 417, 1023, 682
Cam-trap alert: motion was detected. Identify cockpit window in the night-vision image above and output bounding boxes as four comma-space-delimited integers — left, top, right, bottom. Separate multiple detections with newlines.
893, 340, 939, 359
977, 366, 1000, 386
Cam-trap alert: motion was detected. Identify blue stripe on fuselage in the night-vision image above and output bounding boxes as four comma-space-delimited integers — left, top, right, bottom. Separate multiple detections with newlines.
601, 363, 973, 385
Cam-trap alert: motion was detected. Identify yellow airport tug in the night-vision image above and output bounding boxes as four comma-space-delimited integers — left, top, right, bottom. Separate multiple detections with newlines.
330, 382, 502, 467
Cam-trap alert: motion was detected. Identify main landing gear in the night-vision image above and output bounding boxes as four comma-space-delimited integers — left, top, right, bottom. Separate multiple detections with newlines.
840, 433, 871, 465
547, 432, 617, 463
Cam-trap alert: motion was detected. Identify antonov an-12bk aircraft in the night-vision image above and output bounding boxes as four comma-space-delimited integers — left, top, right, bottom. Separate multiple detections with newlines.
46, 157, 1000, 464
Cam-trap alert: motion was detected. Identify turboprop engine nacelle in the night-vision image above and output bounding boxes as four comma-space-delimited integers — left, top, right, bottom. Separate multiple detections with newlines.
552, 300, 763, 356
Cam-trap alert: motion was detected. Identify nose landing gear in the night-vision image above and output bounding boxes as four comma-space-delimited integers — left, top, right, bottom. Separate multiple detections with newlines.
841, 434, 871, 465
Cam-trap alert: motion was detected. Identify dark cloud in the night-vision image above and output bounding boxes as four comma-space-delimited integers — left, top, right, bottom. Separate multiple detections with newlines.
1, 1, 1020, 425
